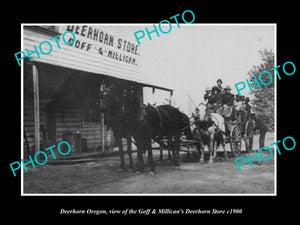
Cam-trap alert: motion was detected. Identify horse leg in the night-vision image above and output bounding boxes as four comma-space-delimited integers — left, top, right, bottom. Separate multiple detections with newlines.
159, 145, 164, 161
167, 138, 173, 161
208, 127, 215, 164
147, 138, 155, 175
168, 149, 172, 161
116, 137, 126, 171
186, 149, 190, 162
219, 134, 227, 160
198, 140, 205, 163
213, 140, 217, 158
169, 137, 176, 168
221, 132, 228, 159
135, 137, 145, 173
173, 135, 180, 169
223, 142, 228, 159
208, 143, 214, 164
126, 137, 134, 171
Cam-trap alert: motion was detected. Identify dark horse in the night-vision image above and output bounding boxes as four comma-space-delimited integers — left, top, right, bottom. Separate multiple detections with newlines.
100, 82, 140, 171
135, 104, 193, 174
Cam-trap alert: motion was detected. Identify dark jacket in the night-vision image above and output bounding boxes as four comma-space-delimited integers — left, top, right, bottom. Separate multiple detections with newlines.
208, 93, 222, 105
204, 93, 210, 101
221, 93, 234, 106
245, 103, 251, 114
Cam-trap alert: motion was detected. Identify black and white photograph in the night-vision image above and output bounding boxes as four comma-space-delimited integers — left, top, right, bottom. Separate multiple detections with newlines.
21, 24, 275, 195
4, 6, 298, 220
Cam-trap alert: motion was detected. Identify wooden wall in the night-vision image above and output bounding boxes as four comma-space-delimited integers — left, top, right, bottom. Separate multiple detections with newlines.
23, 25, 143, 84
24, 97, 113, 152
22, 25, 144, 153
23, 62, 115, 153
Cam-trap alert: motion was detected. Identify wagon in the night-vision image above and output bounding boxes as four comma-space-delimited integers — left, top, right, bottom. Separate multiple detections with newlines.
154, 120, 243, 159
217, 116, 255, 157
150, 109, 255, 161
181, 117, 250, 158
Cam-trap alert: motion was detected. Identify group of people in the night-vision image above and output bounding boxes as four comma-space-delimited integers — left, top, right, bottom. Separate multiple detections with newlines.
192, 78, 269, 151
193, 78, 253, 134
203, 79, 252, 121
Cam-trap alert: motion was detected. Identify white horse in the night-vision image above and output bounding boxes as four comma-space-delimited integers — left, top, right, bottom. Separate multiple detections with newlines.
196, 103, 228, 163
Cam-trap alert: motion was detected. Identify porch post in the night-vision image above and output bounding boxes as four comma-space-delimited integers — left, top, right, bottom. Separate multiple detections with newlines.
101, 113, 105, 152
32, 63, 40, 154
100, 81, 105, 152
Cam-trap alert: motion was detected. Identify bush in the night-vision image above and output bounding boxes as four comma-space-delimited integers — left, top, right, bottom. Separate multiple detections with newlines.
248, 49, 274, 131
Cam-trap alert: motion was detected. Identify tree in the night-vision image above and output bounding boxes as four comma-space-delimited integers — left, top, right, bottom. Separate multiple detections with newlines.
248, 49, 274, 131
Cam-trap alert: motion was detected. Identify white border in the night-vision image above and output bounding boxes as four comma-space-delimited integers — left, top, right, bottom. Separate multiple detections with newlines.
21, 23, 277, 196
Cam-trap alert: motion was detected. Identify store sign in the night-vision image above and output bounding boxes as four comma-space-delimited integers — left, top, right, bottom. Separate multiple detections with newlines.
62, 25, 140, 66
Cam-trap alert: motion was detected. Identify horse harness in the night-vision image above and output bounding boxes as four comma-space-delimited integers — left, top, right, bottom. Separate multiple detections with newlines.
198, 109, 226, 135
139, 106, 164, 129
155, 107, 164, 129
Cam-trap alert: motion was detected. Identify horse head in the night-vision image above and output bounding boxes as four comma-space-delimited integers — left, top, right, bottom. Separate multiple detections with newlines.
198, 102, 207, 121
100, 84, 114, 113
139, 103, 155, 122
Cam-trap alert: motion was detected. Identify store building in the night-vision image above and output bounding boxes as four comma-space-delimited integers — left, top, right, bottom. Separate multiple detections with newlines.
22, 25, 171, 156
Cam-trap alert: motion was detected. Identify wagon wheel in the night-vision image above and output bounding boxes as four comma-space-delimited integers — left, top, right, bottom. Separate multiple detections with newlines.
244, 119, 254, 153
230, 124, 242, 157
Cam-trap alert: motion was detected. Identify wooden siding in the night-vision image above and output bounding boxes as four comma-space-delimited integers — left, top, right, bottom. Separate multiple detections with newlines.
23, 25, 144, 153
24, 99, 47, 150
23, 25, 143, 84
24, 99, 114, 152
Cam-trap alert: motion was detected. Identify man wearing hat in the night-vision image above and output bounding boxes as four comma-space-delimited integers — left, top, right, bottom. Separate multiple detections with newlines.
203, 86, 211, 103
244, 97, 252, 116
219, 85, 234, 132
216, 79, 224, 93
216, 79, 226, 108
233, 94, 243, 121
222, 85, 234, 107
250, 113, 268, 150
207, 85, 222, 112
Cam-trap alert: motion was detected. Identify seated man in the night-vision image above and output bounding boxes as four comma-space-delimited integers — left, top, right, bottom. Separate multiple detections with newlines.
233, 94, 243, 121
219, 85, 234, 117
219, 85, 234, 133
216, 78, 224, 93
207, 86, 222, 113
203, 87, 211, 104
244, 97, 252, 119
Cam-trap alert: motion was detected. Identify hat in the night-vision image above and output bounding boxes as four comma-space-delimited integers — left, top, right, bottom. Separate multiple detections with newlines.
211, 85, 220, 93
224, 85, 231, 90
216, 79, 223, 84
205, 87, 211, 91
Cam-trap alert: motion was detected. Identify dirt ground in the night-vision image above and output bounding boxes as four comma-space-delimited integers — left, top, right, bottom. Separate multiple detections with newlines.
23, 132, 275, 194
